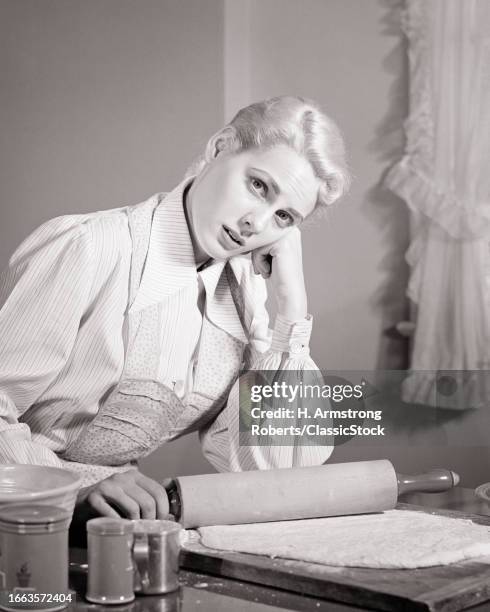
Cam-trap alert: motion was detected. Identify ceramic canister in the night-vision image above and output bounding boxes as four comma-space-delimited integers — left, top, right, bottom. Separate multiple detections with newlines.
0, 504, 71, 612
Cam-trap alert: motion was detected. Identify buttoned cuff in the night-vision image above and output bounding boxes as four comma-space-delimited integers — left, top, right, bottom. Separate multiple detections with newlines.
271, 313, 313, 356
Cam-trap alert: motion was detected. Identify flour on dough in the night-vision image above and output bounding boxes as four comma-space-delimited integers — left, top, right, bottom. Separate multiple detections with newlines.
198, 509, 490, 569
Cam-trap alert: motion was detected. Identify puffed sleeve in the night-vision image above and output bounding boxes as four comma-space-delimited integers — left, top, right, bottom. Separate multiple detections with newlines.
199, 267, 333, 471
0, 216, 94, 466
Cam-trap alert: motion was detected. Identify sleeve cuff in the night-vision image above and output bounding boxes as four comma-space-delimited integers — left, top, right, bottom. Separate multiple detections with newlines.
271, 313, 313, 355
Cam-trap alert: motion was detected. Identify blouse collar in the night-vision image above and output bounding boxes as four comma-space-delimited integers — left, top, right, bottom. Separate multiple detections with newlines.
128, 178, 247, 342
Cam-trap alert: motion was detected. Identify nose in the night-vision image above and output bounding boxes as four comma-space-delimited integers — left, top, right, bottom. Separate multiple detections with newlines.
238, 209, 271, 236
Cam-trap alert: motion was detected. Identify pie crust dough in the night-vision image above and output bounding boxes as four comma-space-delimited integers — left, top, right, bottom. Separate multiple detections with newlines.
198, 509, 490, 569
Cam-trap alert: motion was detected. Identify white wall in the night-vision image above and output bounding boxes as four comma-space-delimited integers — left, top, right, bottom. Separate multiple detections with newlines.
0, 0, 224, 261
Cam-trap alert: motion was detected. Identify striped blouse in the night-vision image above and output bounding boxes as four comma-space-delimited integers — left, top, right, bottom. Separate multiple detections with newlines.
0, 180, 333, 486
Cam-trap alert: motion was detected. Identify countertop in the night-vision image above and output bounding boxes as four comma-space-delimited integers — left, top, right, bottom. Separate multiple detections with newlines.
68, 486, 490, 612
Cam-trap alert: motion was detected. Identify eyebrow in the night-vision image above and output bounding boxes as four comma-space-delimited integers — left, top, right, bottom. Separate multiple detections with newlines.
249, 167, 304, 222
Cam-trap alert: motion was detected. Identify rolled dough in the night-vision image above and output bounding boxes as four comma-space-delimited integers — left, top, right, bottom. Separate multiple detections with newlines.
198, 509, 490, 569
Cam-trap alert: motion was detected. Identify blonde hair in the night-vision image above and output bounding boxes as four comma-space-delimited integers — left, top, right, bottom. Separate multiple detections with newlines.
187, 96, 351, 210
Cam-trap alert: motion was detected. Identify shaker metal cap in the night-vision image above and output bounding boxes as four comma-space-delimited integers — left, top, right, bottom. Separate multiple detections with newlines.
87, 517, 134, 535
131, 518, 180, 534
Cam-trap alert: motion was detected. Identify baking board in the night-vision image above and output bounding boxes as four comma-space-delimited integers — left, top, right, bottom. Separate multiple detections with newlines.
179, 504, 490, 612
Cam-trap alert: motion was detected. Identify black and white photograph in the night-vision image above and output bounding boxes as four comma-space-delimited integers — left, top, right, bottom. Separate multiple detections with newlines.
0, 1, 489, 611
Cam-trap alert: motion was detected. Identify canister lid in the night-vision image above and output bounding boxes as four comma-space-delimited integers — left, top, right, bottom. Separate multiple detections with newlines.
0, 504, 71, 525
87, 517, 134, 535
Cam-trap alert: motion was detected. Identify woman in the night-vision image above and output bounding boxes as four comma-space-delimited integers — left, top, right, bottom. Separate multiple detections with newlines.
0, 96, 350, 520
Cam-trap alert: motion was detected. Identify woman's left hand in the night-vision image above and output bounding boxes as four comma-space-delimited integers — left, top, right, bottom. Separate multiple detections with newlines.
251, 228, 308, 320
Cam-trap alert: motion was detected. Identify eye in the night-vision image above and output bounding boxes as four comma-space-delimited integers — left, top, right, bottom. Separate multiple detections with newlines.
250, 177, 268, 198
275, 210, 294, 226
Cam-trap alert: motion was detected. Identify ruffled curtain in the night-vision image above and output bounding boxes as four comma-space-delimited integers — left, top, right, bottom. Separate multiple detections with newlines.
386, 0, 490, 407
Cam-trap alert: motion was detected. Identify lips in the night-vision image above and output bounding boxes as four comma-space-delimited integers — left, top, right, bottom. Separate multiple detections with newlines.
223, 225, 244, 247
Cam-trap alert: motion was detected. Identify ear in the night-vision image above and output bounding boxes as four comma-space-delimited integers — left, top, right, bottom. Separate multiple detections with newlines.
204, 126, 239, 162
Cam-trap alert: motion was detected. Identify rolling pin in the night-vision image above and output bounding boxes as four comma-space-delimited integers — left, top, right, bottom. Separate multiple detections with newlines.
166, 460, 459, 528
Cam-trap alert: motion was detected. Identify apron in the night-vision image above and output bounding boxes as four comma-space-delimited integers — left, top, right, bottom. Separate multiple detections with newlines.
63, 195, 248, 466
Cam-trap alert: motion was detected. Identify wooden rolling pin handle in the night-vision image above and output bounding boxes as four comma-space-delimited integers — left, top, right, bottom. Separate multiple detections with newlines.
397, 469, 460, 495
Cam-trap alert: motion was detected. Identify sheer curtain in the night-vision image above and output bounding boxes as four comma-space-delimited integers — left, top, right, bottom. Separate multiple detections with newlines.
385, 0, 490, 407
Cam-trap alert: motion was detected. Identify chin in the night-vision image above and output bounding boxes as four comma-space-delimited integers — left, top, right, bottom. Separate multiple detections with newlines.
200, 241, 227, 261
214, 248, 235, 261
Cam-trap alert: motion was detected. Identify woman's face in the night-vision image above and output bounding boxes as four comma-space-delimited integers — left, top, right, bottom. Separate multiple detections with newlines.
185, 144, 321, 264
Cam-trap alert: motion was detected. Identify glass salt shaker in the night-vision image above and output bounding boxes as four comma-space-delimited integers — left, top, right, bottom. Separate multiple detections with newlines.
86, 518, 135, 605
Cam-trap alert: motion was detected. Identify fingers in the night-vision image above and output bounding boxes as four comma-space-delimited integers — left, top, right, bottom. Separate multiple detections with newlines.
251, 229, 302, 279
126, 485, 157, 519
83, 471, 170, 520
251, 250, 260, 275
160, 477, 174, 489
87, 490, 126, 519
135, 473, 170, 518
91, 481, 142, 519
251, 250, 272, 279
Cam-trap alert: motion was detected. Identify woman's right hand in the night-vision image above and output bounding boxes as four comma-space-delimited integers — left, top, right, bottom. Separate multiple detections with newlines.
251, 227, 308, 321
75, 469, 170, 520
